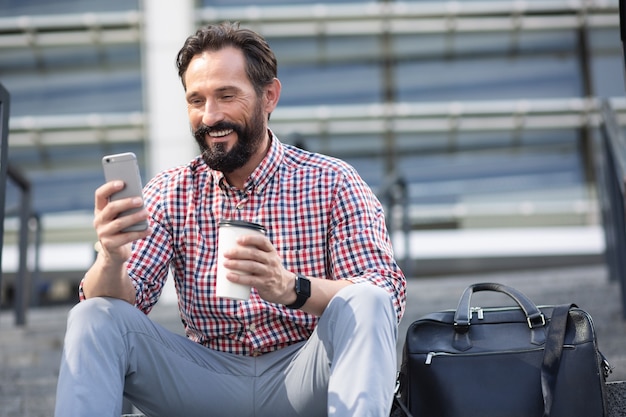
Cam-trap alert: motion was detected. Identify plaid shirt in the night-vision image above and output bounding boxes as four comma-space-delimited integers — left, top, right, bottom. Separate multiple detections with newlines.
115, 133, 405, 356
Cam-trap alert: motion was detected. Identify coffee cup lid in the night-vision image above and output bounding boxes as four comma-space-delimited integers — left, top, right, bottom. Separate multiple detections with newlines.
218, 220, 266, 233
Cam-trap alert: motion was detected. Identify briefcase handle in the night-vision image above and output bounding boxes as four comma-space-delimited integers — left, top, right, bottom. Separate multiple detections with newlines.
454, 282, 546, 332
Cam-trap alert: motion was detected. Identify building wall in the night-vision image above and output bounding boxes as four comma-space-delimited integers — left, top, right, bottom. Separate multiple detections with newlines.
0, 1, 622, 281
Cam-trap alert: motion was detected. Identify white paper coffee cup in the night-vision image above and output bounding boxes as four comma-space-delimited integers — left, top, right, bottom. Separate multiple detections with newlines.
216, 220, 266, 301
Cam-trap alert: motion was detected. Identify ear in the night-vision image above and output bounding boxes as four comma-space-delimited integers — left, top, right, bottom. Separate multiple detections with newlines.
263, 78, 281, 114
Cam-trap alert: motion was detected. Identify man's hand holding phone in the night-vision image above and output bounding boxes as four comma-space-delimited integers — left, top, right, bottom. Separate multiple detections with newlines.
97, 152, 151, 260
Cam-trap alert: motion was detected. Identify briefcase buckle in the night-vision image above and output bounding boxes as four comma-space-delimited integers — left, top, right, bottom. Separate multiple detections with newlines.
527, 313, 546, 329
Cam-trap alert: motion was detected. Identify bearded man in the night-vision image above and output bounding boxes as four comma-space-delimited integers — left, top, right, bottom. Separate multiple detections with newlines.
55, 22, 406, 417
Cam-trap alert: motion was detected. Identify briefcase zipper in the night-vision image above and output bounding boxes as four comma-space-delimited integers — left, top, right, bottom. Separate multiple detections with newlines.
424, 345, 575, 365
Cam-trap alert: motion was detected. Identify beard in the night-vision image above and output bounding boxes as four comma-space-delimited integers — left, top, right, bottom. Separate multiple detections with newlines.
193, 100, 267, 174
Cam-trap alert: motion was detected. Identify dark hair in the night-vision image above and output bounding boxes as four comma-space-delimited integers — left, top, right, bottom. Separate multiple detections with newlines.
176, 22, 277, 95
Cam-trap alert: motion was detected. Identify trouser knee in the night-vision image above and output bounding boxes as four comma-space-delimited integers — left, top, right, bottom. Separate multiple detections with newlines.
65, 297, 135, 342
319, 283, 397, 349
329, 283, 396, 324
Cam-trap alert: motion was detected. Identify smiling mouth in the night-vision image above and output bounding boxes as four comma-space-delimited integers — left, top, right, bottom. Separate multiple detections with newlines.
208, 128, 234, 139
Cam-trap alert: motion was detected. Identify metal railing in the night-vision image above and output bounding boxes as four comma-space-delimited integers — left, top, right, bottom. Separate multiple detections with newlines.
598, 100, 626, 318
9, 112, 146, 148
198, 0, 618, 38
379, 173, 412, 277
0, 83, 9, 315
0, 2, 618, 52
0, 10, 141, 49
5, 164, 35, 326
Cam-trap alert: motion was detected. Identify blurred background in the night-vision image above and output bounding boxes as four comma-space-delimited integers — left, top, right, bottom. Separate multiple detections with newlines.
1, 0, 625, 310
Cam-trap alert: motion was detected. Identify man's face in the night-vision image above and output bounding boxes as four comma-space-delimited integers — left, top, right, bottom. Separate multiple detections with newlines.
184, 47, 267, 173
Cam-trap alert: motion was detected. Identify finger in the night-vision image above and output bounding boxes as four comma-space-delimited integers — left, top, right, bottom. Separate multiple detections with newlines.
94, 195, 149, 239
95, 180, 124, 211
99, 196, 145, 225
226, 269, 266, 290
224, 244, 268, 266
97, 225, 150, 258
236, 234, 273, 252
223, 257, 262, 274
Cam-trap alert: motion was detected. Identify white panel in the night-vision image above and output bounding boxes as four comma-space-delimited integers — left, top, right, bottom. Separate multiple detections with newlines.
142, 0, 196, 176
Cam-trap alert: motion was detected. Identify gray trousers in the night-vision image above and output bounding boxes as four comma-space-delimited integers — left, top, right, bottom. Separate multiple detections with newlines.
54, 283, 398, 417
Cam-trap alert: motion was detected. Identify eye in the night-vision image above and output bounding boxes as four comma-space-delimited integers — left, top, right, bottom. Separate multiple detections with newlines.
188, 98, 204, 108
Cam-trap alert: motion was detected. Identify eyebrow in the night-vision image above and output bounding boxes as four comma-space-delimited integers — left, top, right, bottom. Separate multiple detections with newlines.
215, 85, 242, 94
186, 85, 242, 99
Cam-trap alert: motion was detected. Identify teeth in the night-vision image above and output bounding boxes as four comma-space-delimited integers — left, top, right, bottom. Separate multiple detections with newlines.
209, 129, 233, 138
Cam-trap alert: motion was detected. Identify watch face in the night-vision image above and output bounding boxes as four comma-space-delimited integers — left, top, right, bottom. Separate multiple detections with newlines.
298, 275, 311, 296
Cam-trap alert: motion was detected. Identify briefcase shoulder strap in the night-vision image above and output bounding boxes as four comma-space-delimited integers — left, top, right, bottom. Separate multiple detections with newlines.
541, 303, 575, 417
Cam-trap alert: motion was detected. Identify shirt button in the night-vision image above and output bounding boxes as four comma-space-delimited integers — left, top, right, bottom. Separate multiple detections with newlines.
236, 203, 244, 210
248, 323, 256, 332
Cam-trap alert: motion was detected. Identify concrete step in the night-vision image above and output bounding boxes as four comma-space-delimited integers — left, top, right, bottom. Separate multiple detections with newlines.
122, 381, 626, 417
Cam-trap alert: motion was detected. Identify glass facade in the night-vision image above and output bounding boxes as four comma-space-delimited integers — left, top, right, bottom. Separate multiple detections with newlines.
0, 0, 623, 231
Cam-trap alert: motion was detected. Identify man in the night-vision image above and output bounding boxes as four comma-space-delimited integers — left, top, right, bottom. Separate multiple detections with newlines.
55, 22, 406, 417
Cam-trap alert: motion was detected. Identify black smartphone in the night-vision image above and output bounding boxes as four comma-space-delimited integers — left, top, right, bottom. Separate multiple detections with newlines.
102, 152, 149, 232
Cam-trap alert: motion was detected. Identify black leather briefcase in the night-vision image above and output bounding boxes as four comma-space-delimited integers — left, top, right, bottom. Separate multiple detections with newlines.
395, 282, 611, 417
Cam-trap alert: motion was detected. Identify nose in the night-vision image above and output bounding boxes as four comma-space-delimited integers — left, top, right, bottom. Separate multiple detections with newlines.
201, 99, 224, 127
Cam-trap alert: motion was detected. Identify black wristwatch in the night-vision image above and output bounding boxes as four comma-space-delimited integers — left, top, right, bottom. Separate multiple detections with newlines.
285, 274, 311, 309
